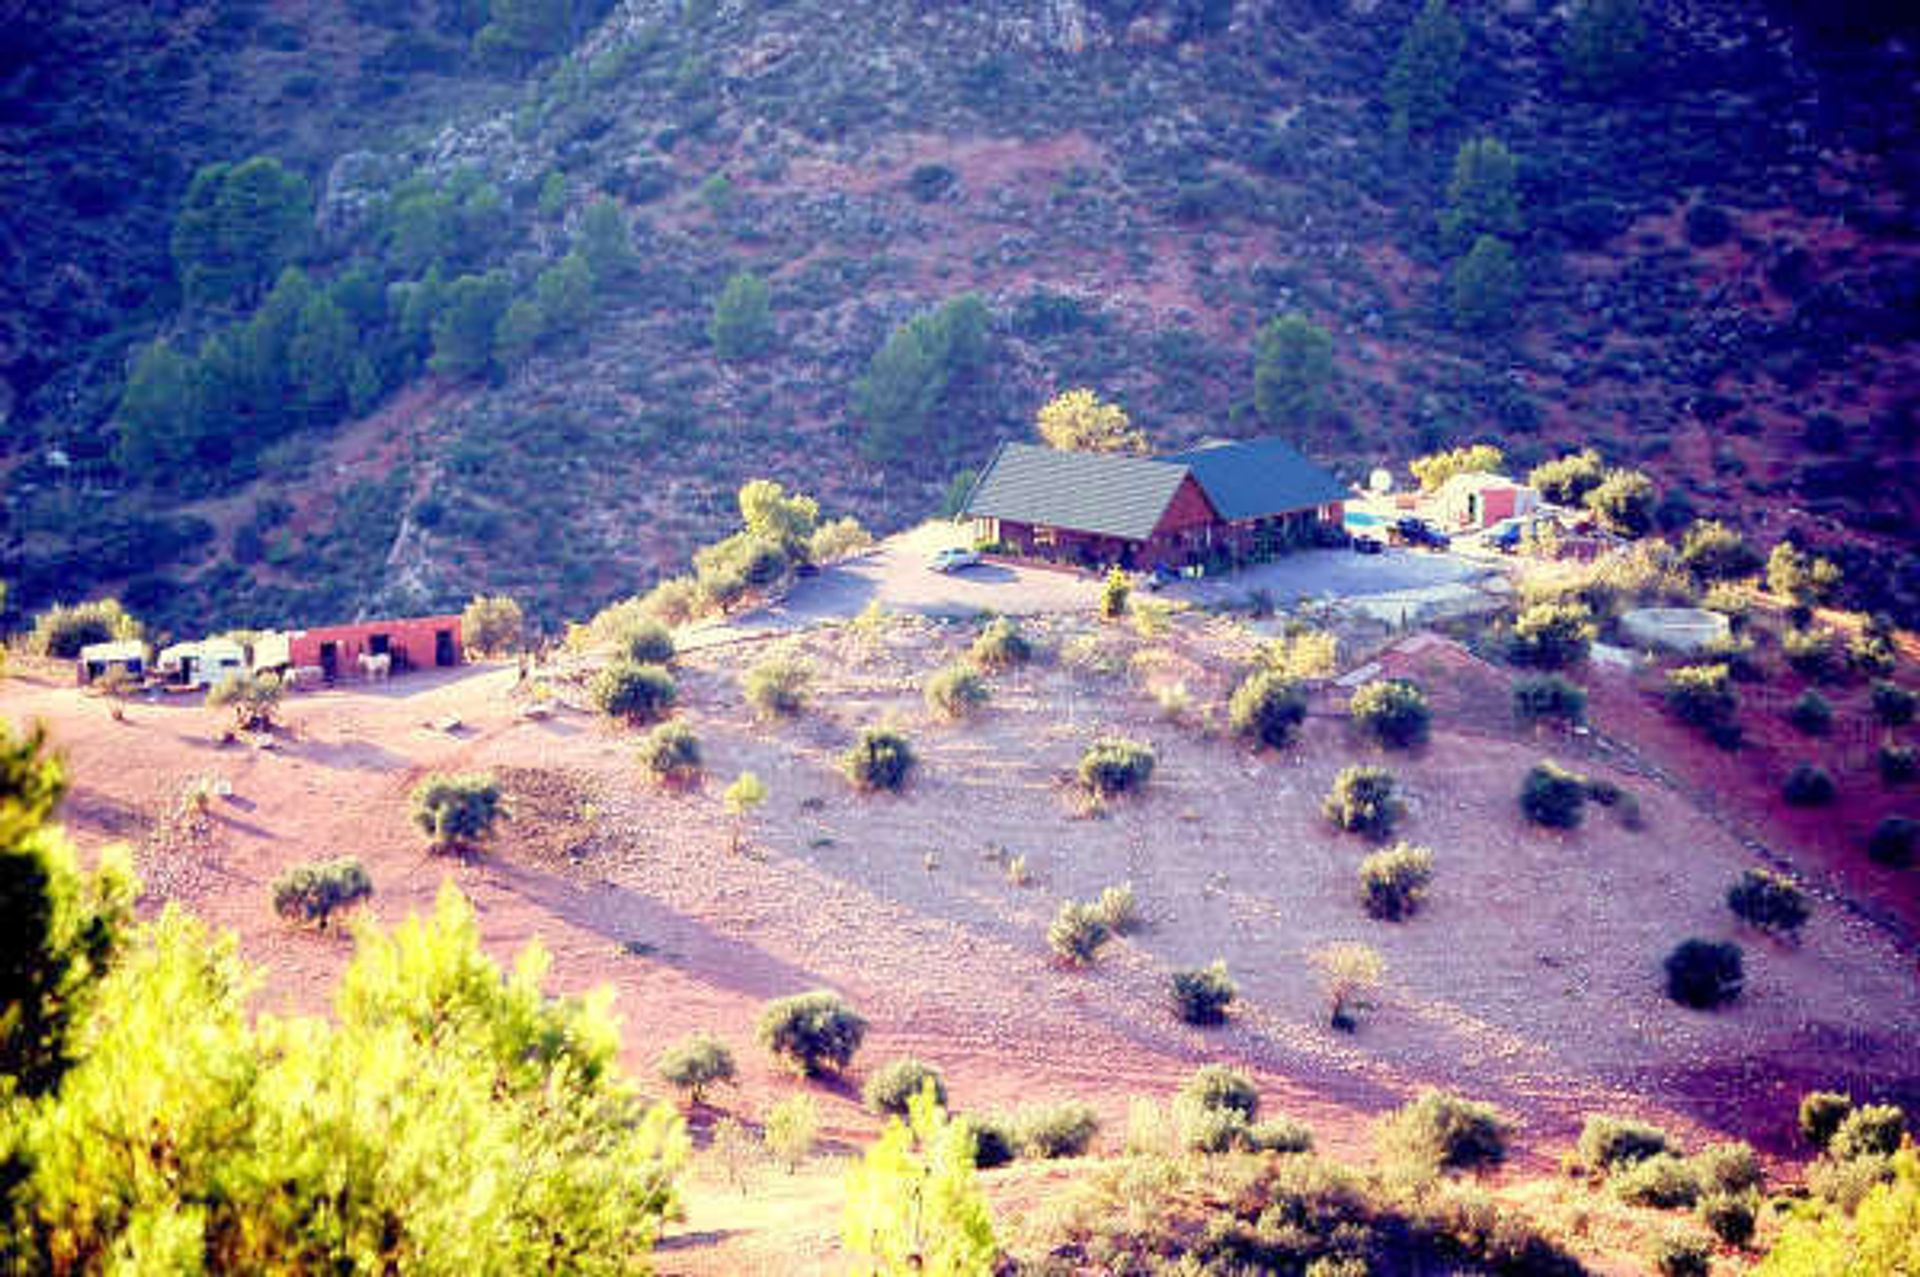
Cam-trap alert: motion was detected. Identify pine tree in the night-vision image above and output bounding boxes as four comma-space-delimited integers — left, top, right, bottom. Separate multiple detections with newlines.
1441, 138, 1521, 251
1253, 313, 1334, 424
1386, 0, 1466, 137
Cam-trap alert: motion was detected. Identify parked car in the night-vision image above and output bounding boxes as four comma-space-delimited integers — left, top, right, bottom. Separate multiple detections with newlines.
1394, 517, 1451, 550
1351, 533, 1385, 555
1485, 515, 1551, 552
926, 546, 982, 573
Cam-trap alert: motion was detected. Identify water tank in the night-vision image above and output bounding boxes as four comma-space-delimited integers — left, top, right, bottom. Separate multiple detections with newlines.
1368, 468, 1394, 494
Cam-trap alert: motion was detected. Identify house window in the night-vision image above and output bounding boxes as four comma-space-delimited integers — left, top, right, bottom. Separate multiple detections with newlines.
1035, 526, 1058, 548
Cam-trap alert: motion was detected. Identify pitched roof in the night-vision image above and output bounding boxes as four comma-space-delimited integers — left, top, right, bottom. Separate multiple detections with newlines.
963, 442, 1194, 540
1159, 438, 1348, 520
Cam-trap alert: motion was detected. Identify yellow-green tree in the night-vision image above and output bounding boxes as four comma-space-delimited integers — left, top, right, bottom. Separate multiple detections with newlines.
1761, 1142, 1920, 1275
1409, 443, 1504, 491
843, 1083, 998, 1276
1035, 388, 1146, 454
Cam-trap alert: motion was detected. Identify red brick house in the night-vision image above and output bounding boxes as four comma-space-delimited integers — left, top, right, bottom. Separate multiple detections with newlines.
962, 438, 1347, 570
280, 615, 463, 680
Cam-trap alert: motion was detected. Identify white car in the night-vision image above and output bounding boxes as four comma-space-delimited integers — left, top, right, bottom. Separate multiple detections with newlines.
926, 546, 982, 573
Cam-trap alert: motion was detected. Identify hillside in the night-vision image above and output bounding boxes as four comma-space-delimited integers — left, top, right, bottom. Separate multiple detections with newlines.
3, 0, 1917, 636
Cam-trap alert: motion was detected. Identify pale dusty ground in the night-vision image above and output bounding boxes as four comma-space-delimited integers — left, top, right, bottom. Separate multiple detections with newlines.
9, 612, 1917, 1273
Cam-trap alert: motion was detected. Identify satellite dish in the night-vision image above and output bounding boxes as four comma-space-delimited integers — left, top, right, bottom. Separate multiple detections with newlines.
1368, 468, 1393, 494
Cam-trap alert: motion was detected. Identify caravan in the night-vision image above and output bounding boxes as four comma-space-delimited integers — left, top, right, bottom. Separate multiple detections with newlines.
157, 638, 248, 689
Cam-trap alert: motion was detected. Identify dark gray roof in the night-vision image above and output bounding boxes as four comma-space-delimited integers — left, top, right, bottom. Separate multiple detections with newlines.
1159, 438, 1347, 520
963, 442, 1195, 540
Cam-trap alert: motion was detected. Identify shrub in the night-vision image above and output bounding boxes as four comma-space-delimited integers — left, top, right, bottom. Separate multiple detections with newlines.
1830, 1104, 1906, 1161
1585, 469, 1658, 538
1726, 868, 1810, 935
590, 660, 677, 722
461, 594, 524, 656
656, 1032, 735, 1103
970, 617, 1031, 669
842, 727, 915, 792
410, 772, 504, 851
1313, 942, 1383, 1032
1350, 680, 1431, 748
1871, 680, 1918, 728
28, 598, 140, 658
1679, 519, 1760, 583
1016, 1101, 1099, 1159
1179, 1065, 1259, 1121
1805, 1151, 1895, 1212
1867, 815, 1918, 867
1782, 762, 1836, 807
1078, 737, 1155, 796
1247, 1118, 1314, 1154
1664, 664, 1738, 736
961, 1116, 1018, 1169
1880, 745, 1918, 786
1788, 690, 1834, 736
1323, 766, 1402, 839
924, 664, 989, 719
1228, 670, 1308, 750
1697, 1192, 1757, 1248
207, 671, 284, 731
1520, 761, 1587, 829
756, 990, 867, 1077
1702, 633, 1764, 682
637, 720, 701, 785
270, 857, 372, 929
1048, 901, 1110, 966
1783, 628, 1844, 681
1613, 1153, 1701, 1208
763, 1093, 818, 1172
1664, 939, 1743, 1009
1378, 1089, 1508, 1172
1649, 1229, 1712, 1277
1099, 567, 1130, 620
1090, 882, 1140, 935
1359, 844, 1434, 921
743, 652, 811, 718
1506, 602, 1597, 670
1170, 961, 1237, 1026
1512, 674, 1587, 725
1691, 1141, 1763, 1195
862, 1058, 947, 1116
1799, 1091, 1853, 1151
1577, 1115, 1672, 1170
618, 621, 675, 665
1529, 449, 1606, 505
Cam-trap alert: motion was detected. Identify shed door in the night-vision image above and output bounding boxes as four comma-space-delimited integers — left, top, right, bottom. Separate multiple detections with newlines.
435, 630, 456, 666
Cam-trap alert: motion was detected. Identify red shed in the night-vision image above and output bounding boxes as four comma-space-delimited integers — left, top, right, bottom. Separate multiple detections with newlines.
286, 614, 463, 681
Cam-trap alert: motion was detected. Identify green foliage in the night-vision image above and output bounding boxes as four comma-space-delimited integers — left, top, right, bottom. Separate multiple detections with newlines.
1584, 468, 1658, 537
757, 989, 867, 1078
1562, 0, 1649, 95
737, 479, 820, 560
842, 726, 916, 792
637, 721, 702, 786
961, 1115, 1018, 1170
862, 1058, 948, 1117
854, 295, 991, 468
1664, 938, 1744, 1009
1385, 0, 1466, 136
1867, 678, 1910, 727
113, 339, 202, 472
1078, 737, 1155, 796
764, 1093, 819, 1172
1613, 1153, 1702, 1208
970, 618, 1032, 670
1692, 1141, 1764, 1195
1090, 882, 1141, 936
1650, 1229, 1712, 1277
1253, 313, 1334, 425
1880, 745, 1918, 786
270, 857, 372, 930
1698, 1191, 1758, 1248
1767, 542, 1842, 606
206, 671, 284, 732
1229, 669, 1308, 749
409, 772, 505, 851
925, 664, 990, 719
590, 660, 677, 723
808, 516, 872, 563
0, 724, 137, 1098
1377, 1088, 1508, 1172
1171, 961, 1237, 1026
1664, 663, 1739, 739
461, 594, 524, 656
1800, 1091, 1854, 1151
843, 1085, 999, 1275
1520, 760, 1588, 829
1350, 679, 1431, 749
1099, 566, 1131, 620
1015, 1100, 1100, 1159
533, 251, 595, 340
1313, 942, 1384, 1032
1513, 674, 1588, 725
1578, 1114, 1673, 1170
1409, 443, 1504, 492
618, 620, 676, 665
1036, 387, 1146, 453
576, 197, 636, 289
1358, 844, 1434, 921
1868, 815, 1918, 868
656, 1032, 735, 1104
743, 652, 812, 718
28, 598, 141, 659
475, 0, 579, 64
1323, 765, 1402, 839
1727, 868, 1810, 936
1782, 627, 1844, 681
1679, 520, 1761, 583
1830, 1105, 1906, 1162
1529, 449, 1607, 506
429, 270, 512, 378
1507, 601, 1597, 669
709, 271, 775, 361
1762, 1142, 1920, 1274
1789, 690, 1834, 735
1047, 901, 1111, 966
171, 156, 311, 309
1441, 138, 1521, 250
6, 882, 687, 1269
1179, 1065, 1260, 1125
1782, 762, 1836, 807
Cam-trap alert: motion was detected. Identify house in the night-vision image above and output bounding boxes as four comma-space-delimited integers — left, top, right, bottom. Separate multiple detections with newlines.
284, 615, 463, 682
1435, 471, 1539, 531
961, 438, 1346, 570
157, 638, 248, 689
76, 640, 148, 686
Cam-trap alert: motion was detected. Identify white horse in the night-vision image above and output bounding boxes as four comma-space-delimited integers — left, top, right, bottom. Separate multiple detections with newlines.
357, 652, 392, 681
